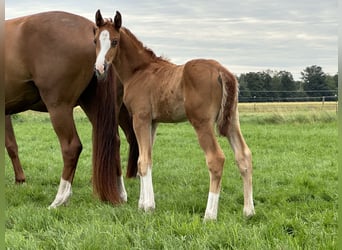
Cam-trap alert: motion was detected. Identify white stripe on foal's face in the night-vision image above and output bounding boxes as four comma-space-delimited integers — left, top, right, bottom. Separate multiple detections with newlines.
95, 30, 111, 74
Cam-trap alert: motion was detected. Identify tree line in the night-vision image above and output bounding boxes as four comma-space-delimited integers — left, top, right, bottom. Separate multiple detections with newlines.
237, 65, 338, 102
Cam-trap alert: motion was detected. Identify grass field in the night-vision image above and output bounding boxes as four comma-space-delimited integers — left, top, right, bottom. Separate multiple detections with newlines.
5, 104, 337, 249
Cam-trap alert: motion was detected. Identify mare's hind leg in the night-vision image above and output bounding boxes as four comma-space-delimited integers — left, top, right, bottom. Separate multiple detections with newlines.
47, 106, 82, 208
119, 104, 139, 178
5, 115, 26, 183
227, 110, 255, 217
190, 119, 225, 220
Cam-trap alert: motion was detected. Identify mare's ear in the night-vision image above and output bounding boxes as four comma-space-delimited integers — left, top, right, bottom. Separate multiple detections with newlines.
95, 9, 104, 27
114, 11, 122, 30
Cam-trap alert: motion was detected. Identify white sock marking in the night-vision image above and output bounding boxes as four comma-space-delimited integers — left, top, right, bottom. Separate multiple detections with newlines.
243, 190, 255, 217
117, 175, 127, 202
138, 175, 144, 209
204, 192, 220, 220
48, 178, 72, 209
138, 167, 155, 211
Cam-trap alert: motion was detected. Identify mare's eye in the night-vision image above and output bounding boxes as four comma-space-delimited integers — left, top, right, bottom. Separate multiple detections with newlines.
111, 40, 118, 47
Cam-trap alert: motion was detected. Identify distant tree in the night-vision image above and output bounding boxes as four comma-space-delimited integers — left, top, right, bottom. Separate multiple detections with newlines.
237, 67, 336, 102
325, 73, 338, 94
270, 73, 281, 91
277, 71, 298, 99
259, 72, 273, 98
245, 72, 262, 100
301, 65, 331, 97
244, 71, 272, 101
237, 74, 251, 102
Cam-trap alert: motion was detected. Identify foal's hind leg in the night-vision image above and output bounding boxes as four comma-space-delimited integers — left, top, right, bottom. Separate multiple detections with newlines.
191, 120, 225, 220
5, 115, 26, 183
47, 107, 82, 208
227, 111, 255, 217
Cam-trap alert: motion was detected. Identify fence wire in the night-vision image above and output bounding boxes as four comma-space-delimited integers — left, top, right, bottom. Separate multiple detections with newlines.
238, 101, 338, 113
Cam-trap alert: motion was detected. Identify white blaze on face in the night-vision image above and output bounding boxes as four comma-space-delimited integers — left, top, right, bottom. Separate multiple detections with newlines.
95, 30, 111, 74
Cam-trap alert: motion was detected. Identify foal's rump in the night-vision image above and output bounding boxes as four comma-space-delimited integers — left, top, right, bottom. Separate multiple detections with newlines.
182, 59, 238, 135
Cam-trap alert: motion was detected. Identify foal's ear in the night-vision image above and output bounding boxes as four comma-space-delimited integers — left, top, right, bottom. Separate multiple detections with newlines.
95, 9, 104, 27
114, 11, 122, 30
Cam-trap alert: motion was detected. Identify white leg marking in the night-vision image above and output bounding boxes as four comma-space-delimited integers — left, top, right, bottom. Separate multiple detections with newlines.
48, 178, 72, 209
138, 167, 155, 212
95, 30, 111, 74
138, 175, 144, 209
243, 190, 255, 217
204, 192, 220, 220
117, 175, 127, 202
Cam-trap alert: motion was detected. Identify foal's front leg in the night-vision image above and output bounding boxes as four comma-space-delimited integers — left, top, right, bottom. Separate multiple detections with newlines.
133, 115, 155, 212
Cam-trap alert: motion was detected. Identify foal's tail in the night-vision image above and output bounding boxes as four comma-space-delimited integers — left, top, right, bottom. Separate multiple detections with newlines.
216, 70, 239, 137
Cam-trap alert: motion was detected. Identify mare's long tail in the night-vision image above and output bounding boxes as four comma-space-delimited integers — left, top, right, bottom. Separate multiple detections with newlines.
80, 68, 122, 204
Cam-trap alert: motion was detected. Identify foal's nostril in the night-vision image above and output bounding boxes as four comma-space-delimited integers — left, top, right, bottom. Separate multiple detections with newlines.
95, 68, 101, 78
103, 62, 108, 72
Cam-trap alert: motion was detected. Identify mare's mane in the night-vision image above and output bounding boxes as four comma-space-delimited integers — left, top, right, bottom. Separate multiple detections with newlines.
121, 27, 170, 63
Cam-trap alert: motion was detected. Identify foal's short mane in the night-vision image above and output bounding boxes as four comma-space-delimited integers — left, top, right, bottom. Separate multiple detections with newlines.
121, 27, 169, 63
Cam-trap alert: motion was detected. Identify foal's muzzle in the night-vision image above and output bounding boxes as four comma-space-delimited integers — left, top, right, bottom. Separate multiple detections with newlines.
94, 62, 108, 80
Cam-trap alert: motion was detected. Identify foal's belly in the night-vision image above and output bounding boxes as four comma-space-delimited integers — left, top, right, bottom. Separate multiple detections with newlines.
152, 97, 186, 123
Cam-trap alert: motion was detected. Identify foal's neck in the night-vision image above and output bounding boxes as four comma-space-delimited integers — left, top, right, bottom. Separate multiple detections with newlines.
115, 28, 157, 82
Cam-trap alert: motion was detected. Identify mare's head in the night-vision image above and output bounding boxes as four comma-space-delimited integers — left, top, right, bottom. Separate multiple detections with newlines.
94, 9, 122, 80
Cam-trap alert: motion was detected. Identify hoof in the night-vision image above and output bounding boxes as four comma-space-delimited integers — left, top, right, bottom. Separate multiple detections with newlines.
243, 207, 255, 218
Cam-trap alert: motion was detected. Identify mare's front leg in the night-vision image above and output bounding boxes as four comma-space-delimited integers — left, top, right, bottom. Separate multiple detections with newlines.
133, 113, 156, 212
47, 106, 82, 208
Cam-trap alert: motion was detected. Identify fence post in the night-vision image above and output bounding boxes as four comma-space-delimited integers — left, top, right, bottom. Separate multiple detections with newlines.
253, 96, 256, 112
321, 96, 325, 110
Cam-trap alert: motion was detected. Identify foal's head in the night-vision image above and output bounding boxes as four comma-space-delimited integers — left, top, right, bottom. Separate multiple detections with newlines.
94, 10, 122, 79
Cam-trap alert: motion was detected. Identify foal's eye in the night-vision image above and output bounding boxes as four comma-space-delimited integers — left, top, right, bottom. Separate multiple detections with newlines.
111, 40, 118, 47
93, 39, 97, 45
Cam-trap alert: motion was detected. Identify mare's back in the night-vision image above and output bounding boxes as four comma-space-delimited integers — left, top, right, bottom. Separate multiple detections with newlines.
5, 11, 96, 76
5, 11, 97, 114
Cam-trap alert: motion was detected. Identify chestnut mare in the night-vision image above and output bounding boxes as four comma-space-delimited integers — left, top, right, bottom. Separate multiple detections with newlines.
94, 10, 255, 220
5, 11, 139, 208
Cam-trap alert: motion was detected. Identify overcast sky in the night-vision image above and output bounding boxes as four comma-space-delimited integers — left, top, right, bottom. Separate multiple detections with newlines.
5, 0, 338, 80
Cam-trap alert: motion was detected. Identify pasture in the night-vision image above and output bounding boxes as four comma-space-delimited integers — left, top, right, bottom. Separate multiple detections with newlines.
5, 103, 337, 249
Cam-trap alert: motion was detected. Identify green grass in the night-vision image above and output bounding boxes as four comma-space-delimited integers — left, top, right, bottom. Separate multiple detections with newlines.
5, 108, 337, 249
